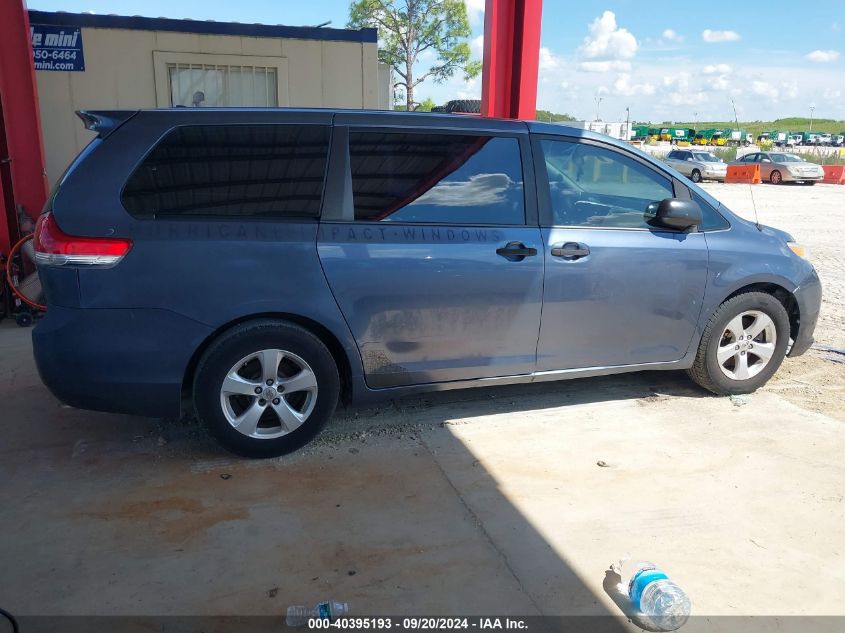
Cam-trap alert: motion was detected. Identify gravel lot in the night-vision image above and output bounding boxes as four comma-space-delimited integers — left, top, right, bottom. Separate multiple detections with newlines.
700, 182, 845, 419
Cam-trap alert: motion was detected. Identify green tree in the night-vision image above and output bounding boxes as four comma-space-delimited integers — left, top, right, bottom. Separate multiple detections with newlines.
348, 0, 482, 111
418, 96, 437, 112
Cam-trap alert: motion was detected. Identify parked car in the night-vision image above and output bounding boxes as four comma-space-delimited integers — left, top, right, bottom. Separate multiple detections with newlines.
32, 109, 821, 457
664, 149, 728, 182
730, 151, 825, 184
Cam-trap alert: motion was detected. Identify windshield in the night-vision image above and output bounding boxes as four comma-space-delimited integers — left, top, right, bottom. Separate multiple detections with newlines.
769, 153, 802, 162
692, 152, 720, 162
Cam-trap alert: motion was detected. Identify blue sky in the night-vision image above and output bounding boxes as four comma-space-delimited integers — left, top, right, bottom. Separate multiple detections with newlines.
28, 0, 845, 121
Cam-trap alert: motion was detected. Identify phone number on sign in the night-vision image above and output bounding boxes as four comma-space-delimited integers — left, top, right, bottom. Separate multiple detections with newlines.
34, 49, 78, 61
309, 618, 475, 629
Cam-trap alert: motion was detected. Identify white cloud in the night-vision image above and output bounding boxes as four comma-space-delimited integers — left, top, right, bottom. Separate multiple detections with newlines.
470, 34, 484, 59
805, 49, 840, 62
781, 81, 799, 99
463, 0, 485, 27
612, 73, 655, 96
661, 29, 683, 42
539, 47, 560, 71
752, 80, 779, 100
669, 91, 707, 106
824, 88, 842, 100
702, 29, 741, 43
714, 77, 732, 91
456, 78, 479, 100
416, 173, 514, 207
703, 63, 732, 74
578, 60, 631, 73
663, 71, 692, 90
578, 11, 638, 68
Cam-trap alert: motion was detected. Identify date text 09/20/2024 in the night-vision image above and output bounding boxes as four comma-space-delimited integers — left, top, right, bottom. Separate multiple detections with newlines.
308, 617, 529, 629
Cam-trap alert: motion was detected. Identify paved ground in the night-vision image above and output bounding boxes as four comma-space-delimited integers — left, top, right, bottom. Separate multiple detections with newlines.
1, 182, 844, 626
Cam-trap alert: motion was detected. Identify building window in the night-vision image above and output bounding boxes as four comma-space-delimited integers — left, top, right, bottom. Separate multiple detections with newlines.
122, 124, 330, 218
349, 131, 525, 225
153, 52, 289, 108
167, 63, 278, 107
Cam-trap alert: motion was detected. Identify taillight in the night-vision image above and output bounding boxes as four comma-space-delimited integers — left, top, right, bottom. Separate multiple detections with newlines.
33, 213, 132, 267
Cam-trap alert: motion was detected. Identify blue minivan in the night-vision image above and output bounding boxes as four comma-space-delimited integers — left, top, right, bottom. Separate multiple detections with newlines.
32, 109, 821, 457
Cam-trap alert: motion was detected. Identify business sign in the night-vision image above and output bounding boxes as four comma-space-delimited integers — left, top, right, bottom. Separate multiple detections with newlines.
30, 24, 85, 71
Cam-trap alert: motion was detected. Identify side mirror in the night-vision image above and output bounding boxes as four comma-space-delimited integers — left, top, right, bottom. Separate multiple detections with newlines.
653, 198, 702, 230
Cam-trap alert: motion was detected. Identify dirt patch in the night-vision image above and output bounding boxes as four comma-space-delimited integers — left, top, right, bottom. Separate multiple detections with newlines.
77, 495, 249, 544
765, 352, 845, 421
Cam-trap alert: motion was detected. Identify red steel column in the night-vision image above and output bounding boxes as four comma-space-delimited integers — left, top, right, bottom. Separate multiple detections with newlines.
480, 0, 543, 120
0, 0, 48, 254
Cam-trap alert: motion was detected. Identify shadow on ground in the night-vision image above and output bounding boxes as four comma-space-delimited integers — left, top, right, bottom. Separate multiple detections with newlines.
1, 322, 644, 629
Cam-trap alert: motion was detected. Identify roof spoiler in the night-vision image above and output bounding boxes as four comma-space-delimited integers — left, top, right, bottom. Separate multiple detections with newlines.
76, 110, 139, 138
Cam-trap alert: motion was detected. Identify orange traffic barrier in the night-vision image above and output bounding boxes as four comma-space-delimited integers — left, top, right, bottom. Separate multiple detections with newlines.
726, 164, 762, 184
822, 165, 845, 184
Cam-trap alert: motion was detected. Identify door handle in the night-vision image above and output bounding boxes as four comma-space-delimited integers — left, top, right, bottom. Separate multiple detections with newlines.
550, 242, 590, 259
496, 241, 538, 261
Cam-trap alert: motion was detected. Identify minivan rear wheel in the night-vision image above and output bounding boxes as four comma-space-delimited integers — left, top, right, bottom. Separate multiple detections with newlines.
194, 320, 339, 458
687, 291, 790, 395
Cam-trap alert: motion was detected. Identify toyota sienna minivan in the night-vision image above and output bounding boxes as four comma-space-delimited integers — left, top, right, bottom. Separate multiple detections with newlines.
32, 109, 821, 457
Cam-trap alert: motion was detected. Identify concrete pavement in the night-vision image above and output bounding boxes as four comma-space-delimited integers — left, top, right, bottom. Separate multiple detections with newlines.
1, 320, 843, 627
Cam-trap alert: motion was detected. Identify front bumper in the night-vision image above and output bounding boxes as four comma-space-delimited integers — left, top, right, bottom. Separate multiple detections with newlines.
32, 305, 212, 418
782, 171, 824, 182
788, 267, 822, 357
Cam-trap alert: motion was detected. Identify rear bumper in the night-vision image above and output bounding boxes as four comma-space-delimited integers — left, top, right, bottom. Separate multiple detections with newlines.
788, 268, 822, 357
32, 305, 212, 418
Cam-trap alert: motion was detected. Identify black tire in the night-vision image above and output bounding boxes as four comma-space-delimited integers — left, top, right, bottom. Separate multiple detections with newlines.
802, 181, 816, 186
193, 320, 339, 458
687, 291, 790, 395
444, 99, 481, 114
690, 169, 702, 183
770, 170, 782, 185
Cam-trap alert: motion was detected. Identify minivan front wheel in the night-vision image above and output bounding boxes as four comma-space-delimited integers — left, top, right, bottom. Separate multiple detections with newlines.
194, 320, 339, 457
688, 291, 789, 395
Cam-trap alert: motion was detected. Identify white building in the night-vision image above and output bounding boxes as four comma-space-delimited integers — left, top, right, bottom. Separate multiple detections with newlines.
558, 120, 631, 141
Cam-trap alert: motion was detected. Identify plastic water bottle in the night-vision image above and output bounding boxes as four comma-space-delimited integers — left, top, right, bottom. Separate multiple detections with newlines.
286, 601, 350, 627
615, 559, 691, 631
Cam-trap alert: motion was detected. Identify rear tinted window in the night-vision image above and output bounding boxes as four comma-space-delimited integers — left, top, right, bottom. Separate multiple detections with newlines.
122, 124, 330, 218
349, 131, 525, 224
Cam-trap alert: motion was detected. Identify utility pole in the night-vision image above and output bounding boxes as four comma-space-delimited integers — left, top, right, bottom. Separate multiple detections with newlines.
594, 96, 603, 122
809, 105, 815, 132
694, 111, 699, 128
730, 98, 739, 127
625, 106, 631, 141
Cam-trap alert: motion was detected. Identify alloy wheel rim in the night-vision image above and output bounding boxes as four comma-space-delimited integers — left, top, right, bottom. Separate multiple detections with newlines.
716, 310, 777, 381
220, 349, 318, 439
